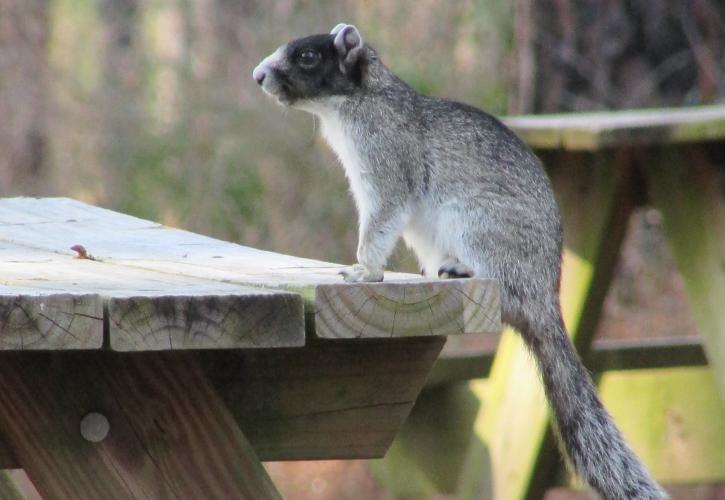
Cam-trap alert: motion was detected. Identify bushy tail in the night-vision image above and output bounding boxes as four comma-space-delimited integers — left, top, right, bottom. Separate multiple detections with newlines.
523, 314, 667, 500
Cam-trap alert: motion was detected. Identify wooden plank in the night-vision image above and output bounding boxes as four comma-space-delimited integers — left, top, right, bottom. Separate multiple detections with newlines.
457, 152, 638, 500
314, 279, 500, 339
504, 104, 725, 151
2, 335, 706, 469
0, 472, 23, 500
0, 198, 500, 339
589, 336, 708, 372
647, 147, 725, 400
425, 333, 500, 386
107, 292, 302, 351
0, 197, 372, 287
205, 336, 446, 460
101, 354, 281, 499
426, 334, 707, 386
0, 338, 445, 466
599, 366, 725, 483
0, 352, 281, 500
0, 240, 305, 350
0, 291, 101, 350
0, 441, 14, 469
370, 383, 486, 497
0, 239, 104, 350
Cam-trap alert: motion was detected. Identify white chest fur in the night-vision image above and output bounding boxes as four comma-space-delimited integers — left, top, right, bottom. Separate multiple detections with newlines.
316, 108, 373, 219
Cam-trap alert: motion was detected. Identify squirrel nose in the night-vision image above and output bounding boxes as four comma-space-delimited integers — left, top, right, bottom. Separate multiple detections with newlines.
252, 65, 266, 85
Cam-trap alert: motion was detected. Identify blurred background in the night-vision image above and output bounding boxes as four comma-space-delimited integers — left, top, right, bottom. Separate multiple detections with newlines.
5, 0, 722, 266
1, 0, 724, 498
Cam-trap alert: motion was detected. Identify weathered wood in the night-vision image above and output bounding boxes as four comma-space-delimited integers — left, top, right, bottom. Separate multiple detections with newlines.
0, 239, 305, 350
0, 442, 14, 470
377, 334, 714, 498
504, 104, 725, 151
589, 337, 708, 373
0, 472, 23, 500
393, 335, 708, 497
370, 383, 486, 497
647, 148, 725, 401
425, 333, 500, 386
101, 355, 281, 499
0, 197, 499, 498
0, 352, 281, 500
0, 197, 390, 287
108, 292, 303, 351
600, 366, 725, 483
314, 279, 500, 339
426, 334, 708, 386
0, 338, 444, 467
1, 335, 706, 470
0, 197, 500, 340
206, 336, 446, 460
0, 291, 101, 350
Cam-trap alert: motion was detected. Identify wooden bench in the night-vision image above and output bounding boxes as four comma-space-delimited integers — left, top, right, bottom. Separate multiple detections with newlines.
376, 104, 725, 499
0, 197, 501, 499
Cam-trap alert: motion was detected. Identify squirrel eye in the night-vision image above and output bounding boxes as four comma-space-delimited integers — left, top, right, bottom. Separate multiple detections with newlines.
298, 49, 320, 68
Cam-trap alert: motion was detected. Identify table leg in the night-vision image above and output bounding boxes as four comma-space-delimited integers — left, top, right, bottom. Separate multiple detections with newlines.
647, 145, 725, 402
0, 471, 23, 500
0, 352, 281, 500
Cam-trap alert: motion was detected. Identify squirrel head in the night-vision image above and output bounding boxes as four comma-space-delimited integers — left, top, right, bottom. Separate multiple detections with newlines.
252, 23, 373, 107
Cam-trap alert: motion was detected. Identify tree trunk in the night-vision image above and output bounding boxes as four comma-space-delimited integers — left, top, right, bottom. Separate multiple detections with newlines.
100, 0, 141, 208
0, 0, 49, 194
511, 0, 725, 113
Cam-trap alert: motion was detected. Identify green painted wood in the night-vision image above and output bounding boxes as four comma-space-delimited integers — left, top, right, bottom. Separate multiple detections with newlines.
599, 367, 725, 483
456, 152, 638, 500
0, 472, 23, 500
647, 147, 725, 401
394, 366, 725, 498
370, 383, 486, 497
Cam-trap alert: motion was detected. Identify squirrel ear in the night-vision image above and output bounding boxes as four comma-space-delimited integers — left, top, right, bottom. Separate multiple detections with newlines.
333, 24, 364, 74
330, 23, 347, 35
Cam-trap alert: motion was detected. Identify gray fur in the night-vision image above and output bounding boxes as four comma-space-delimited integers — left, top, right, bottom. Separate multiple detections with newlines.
253, 24, 667, 500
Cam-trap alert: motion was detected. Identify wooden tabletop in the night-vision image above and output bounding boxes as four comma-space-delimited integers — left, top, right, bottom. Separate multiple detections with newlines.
504, 103, 725, 150
0, 197, 500, 351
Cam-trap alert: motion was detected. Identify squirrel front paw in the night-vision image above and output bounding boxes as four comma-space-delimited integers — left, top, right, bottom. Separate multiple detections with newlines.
339, 263, 384, 282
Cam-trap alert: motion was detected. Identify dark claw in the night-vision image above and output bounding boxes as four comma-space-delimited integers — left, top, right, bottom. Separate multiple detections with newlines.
438, 266, 472, 279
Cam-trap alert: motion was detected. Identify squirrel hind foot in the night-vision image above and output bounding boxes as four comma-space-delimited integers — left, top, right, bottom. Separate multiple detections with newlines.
437, 257, 474, 279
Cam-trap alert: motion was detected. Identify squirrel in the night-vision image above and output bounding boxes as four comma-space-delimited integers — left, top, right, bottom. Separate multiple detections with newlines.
253, 23, 667, 500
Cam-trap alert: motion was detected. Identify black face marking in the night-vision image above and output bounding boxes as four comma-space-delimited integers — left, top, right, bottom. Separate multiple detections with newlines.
261, 33, 365, 105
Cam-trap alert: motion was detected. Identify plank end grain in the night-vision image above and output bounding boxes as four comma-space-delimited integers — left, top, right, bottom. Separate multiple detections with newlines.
108, 292, 304, 351
314, 278, 500, 339
0, 293, 102, 350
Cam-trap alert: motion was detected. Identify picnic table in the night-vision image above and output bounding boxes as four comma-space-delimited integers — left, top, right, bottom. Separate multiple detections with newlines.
0, 197, 501, 499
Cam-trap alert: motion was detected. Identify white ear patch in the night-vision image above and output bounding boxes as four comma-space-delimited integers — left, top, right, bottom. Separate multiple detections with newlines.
330, 23, 347, 35
333, 25, 362, 55
333, 24, 364, 74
